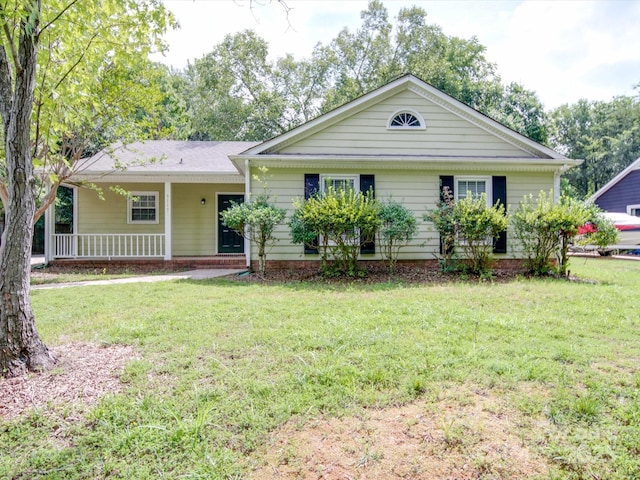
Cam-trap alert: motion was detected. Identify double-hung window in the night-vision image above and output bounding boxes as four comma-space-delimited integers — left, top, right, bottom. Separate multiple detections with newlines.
128, 191, 159, 224
322, 175, 359, 194
456, 177, 491, 204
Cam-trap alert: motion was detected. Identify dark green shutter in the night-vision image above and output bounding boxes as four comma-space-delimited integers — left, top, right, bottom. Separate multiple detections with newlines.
439, 176, 455, 255
492, 176, 507, 254
304, 174, 320, 254
360, 174, 375, 254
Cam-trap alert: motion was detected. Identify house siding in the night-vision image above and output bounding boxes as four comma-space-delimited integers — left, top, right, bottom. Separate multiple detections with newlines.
77, 183, 244, 257
250, 167, 553, 261
594, 170, 640, 213
279, 90, 535, 158
77, 183, 165, 235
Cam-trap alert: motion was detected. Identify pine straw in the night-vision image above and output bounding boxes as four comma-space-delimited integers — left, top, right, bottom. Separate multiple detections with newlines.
0, 343, 139, 421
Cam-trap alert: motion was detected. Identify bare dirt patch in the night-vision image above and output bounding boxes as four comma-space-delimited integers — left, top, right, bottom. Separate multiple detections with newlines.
0, 343, 139, 421
250, 390, 552, 480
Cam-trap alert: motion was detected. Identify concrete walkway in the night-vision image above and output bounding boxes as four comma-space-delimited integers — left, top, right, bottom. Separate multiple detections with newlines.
31, 268, 246, 290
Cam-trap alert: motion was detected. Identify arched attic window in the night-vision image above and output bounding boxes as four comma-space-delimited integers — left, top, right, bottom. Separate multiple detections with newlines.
387, 109, 426, 130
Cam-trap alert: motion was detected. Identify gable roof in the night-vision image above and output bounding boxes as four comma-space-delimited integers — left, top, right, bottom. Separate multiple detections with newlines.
235, 74, 570, 164
589, 157, 640, 202
77, 140, 258, 175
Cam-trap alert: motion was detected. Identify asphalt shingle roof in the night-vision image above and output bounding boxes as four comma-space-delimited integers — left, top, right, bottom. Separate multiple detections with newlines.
78, 140, 258, 174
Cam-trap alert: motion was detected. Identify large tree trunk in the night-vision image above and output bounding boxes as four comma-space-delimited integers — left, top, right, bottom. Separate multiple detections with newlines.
0, 1, 56, 377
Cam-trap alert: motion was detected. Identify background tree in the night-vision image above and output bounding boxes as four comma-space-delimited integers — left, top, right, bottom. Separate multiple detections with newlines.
0, 0, 174, 377
178, 1, 551, 144
550, 93, 640, 198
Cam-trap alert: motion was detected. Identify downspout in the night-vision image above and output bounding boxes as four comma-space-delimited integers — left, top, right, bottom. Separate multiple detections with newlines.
244, 158, 251, 269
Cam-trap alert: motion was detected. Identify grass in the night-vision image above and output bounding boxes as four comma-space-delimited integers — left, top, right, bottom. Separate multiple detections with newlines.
2, 257, 640, 478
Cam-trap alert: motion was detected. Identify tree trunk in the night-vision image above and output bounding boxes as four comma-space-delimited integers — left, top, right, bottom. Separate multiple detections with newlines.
0, 2, 56, 377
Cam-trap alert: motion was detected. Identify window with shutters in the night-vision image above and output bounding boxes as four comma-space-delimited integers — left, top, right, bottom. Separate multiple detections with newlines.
128, 192, 159, 224
321, 175, 359, 194
455, 177, 493, 245
456, 177, 492, 206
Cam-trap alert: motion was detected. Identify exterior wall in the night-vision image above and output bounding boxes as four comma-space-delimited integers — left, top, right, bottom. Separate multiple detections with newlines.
77, 182, 244, 257
77, 183, 165, 235
171, 183, 244, 256
249, 167, 554, 262
594, 170, 640, 213
279, 90, 533, 158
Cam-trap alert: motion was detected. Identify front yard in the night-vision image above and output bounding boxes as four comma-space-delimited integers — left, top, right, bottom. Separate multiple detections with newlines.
2, 258, 640, 478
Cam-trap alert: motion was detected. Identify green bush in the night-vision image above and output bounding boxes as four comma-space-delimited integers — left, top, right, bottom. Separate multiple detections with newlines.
377, 200, 418, 273
453, 194, 507, 275
426, 189, 507, 276
511, 191, 603, 276
424, 186, 457, 272
220, 194, 286, 276
290, 186, 380, 276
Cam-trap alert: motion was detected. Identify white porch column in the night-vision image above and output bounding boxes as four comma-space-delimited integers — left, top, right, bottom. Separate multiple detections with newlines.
43, 183, 55, 263
164, 182, 172, 260
244, 159, 251, 268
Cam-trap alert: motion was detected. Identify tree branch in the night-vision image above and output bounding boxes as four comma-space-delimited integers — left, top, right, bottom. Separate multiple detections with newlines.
0, 45, 13, 125
40, 0, 81, 33
2, 22, 21, 74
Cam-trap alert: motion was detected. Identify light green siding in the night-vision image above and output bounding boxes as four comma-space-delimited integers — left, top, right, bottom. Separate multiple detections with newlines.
78, 183, 165, 235
249, 168, 554, 261
279, 90, 533, 158
171, 183, 244, 256
77, 182, 245, 257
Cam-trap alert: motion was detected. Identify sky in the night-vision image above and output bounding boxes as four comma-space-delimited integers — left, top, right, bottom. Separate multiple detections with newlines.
154, 0, 640, 110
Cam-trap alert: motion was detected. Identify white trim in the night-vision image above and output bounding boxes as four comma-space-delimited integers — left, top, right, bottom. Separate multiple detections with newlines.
454, 175, 493, 206
44, 182, 54, 263
72, 186, 78, 236
627, 204, 640, 216
387, 109, 426, 130
215, 192, 245, 255
164, 182, 172, 260
127, 191, 159, 224
244, 159, 251, 268
589, 156, 640, 203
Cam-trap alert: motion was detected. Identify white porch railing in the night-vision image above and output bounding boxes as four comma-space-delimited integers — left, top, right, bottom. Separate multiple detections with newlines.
52, 234, 165, 258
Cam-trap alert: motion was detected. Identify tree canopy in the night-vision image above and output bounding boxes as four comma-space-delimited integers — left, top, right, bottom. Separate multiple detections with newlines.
176, 0, 549, 144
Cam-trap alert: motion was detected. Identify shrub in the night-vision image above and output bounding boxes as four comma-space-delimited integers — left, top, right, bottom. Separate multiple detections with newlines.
453, 194, 507, 275
512, 191, 600, 276
220, 170, 286, 276
290, 186, 380, 276
426, 188, 507, 276
424, 186, 457, 272
511, 191, 561, 275
377, 200, 418, 273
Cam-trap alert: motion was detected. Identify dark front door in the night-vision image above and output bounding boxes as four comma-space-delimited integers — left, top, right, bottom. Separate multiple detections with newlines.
218, 194, 245, 254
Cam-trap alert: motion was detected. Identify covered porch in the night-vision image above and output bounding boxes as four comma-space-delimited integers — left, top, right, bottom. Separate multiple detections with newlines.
44, 180, 249, 266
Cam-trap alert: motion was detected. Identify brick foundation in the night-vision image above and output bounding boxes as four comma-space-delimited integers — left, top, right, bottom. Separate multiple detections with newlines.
251, 258, 527, 272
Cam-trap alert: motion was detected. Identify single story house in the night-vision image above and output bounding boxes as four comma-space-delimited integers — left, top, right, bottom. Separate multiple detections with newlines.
45, 74, 580, 268
589, 157, 640, 217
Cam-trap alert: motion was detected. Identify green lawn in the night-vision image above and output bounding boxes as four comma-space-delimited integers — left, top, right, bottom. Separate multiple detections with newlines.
3, 257, 640, 478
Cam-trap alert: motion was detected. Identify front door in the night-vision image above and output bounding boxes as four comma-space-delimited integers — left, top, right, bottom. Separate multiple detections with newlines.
218, 194, 245, 254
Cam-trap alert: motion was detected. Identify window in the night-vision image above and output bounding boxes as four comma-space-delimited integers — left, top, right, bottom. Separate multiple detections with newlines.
627, 205, 640, 217
128, 192, 159, 224
321, 175, 359, 193
456, 177, 492, 205
387, 109, 426, 130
